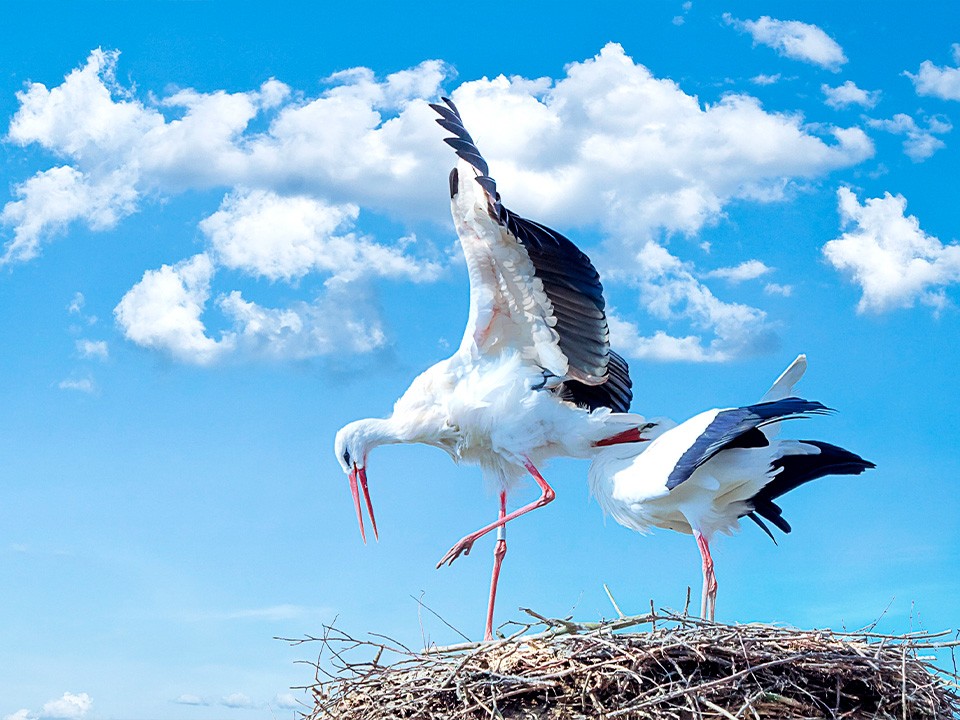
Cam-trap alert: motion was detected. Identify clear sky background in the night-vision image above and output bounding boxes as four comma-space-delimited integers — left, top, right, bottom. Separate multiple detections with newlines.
1, 2, 959, 719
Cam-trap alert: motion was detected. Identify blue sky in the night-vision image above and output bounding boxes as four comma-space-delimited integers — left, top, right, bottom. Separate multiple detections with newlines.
2, 1, 959, 718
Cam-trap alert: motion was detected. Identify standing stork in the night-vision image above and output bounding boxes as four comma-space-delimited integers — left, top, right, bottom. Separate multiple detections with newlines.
334, 97, 646, 640
588, 355, 875, 620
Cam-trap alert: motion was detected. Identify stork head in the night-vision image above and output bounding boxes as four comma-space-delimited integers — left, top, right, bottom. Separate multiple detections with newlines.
334, 419, 380, 544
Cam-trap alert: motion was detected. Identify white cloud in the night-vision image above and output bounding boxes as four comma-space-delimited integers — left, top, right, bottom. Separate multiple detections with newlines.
606, 243, 777, 362
866, 113, 952, 162
906, 44, 960, 101
58, 377, 96, 394
704, 259, 772, 282
272, 693, 301, 710
822, 80, 880, 109
4, 44, 872, 262
750, 73, 782, 86
76, 339, 109, 360
67, 292, 85, 314
220, 693, 255, 709
114, 253, 386, 364
174, 695, 209, 706
5, 45, 878, 364
823, 187, 960, 313
201, 189, 439, 283
40, 693, 92, 720
218, 287, 387, 360
764, 282, 793, 297
114, 253, 230, 365
724, 14, 847, 70
0, 166, 137, 264
4, 710, 31, 720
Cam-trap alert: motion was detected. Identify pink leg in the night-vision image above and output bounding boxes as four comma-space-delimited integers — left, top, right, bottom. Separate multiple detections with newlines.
483, 491, 508, 641
694, 530, 718, 621
436, 459, 555, 568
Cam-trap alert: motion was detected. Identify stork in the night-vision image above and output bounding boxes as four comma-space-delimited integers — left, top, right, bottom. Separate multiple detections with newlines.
334, 97, 647, 640
588, 355, 875, 620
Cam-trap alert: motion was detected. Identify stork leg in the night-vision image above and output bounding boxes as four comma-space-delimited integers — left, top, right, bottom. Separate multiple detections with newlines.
694, 530, 718, 621
483, 491, 508, 641
436, 458, 555, 568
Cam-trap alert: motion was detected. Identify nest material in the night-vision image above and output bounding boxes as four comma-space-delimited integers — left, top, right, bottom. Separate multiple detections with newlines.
297, 610, 960, 719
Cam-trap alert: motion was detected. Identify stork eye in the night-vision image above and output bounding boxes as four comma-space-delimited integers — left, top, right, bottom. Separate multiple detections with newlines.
342, 450, 351, 466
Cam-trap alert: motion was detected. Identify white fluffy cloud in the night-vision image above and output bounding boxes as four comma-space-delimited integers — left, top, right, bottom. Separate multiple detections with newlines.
58, 376, 96, 393
866, 113, 952, 162
76, 339, 109, 360
822, 80, 880, 109
607, 243, 777, 362
113, 254, 387, 364
6, 692, 94, 720
704, 259, 773, 282
906, 44, 960, 101
201, 189, 439, 283
220, 693, 256, 709
724, 14, 847, 70
823, 187, 960, 313
4, 45, 878, 363
114, 253, 229, 365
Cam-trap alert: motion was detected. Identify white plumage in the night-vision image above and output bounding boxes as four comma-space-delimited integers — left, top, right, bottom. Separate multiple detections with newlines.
334, 98, 645, 640
589, 355, 874, 620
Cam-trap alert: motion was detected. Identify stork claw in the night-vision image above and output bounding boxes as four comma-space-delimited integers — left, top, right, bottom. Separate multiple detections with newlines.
436, 536, 476, 568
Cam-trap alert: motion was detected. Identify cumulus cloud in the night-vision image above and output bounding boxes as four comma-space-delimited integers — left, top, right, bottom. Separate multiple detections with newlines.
174, 695, 208, 706
606, 243, 777, 362
750, 73, 782, 86
15, 692, 94, 720
114, 253, 229, 365
724, 14, 847, 70
906, 44, 960, 101
220, 693, 256, 709
5, 45, 877, 363
822, 80, 880, 109
58, 377, 96, 394
866, 113, 952, 161
704, 259, 773, 282
764, 282, 793, 297
823, 187, 960, 313
76, 339, 109, 360
200, 189, 439, 283
273, 693, 302, 710
113, 254, 386, 364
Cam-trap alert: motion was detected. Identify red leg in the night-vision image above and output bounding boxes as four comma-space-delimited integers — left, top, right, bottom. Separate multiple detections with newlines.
436, 459, 555, 568
694, 530, 718, 621
483, 491, 508, 641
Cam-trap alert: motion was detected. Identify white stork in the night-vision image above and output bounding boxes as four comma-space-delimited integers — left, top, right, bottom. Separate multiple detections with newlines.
334, 97, 647, 640
588, 355, 875, 620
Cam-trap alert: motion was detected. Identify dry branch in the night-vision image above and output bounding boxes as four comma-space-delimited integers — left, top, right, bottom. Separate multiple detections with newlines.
291, 611, 960, 719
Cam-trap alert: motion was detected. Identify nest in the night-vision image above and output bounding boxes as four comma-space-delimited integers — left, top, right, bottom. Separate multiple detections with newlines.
293, 608, 960, 719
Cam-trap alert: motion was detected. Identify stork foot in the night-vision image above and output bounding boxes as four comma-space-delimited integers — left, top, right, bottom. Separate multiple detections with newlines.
436, 535, 477, 568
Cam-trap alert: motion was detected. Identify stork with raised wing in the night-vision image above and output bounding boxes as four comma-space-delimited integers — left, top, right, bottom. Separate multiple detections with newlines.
588, 355, 875, 620
334, 97, 647, 640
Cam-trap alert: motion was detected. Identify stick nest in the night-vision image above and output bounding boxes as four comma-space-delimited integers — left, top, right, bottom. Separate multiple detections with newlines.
294, 610, 960, 719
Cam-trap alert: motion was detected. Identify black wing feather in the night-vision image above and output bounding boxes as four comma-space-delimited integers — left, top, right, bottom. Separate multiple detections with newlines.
554, 351, 633, 413
431, 96, 611, 384
666, 398, 832, 490
746, 440, 875, 540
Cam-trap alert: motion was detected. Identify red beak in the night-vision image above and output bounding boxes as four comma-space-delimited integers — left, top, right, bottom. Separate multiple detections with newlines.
348, 463, 379, 543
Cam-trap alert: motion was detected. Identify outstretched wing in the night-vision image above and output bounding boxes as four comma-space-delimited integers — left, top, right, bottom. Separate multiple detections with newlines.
430, 97, 613, 386
666, 398, 832, 490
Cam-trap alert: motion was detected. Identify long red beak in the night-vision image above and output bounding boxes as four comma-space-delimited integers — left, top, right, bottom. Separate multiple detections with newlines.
594, 427, 652, 447
348, 463, 378, 543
